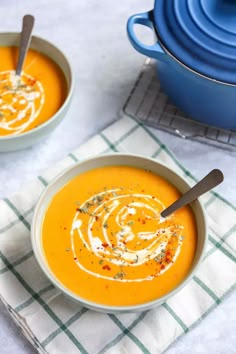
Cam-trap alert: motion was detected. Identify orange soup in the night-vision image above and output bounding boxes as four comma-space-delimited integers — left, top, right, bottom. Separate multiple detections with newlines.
42, 166, 197, 306
0, 46, 67, 136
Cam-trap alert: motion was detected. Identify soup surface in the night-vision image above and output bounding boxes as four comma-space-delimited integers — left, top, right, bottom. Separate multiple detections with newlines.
42, 166, 197, 306
0, 46, 67, 136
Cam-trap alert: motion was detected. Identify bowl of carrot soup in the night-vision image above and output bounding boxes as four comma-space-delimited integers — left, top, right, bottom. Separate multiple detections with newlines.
0, 33, 73, 151
32, 154, 207, 313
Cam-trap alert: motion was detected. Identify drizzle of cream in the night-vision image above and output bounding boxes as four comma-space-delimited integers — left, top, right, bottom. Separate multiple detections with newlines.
0, 70, 45, 134
70, 189, 184, 282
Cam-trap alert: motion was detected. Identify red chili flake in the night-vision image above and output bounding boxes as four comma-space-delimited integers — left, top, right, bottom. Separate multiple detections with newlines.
141, 189, 144, 192
142, 220, 146, 224
74, 257, 77, 261
27, 78, 35, 86
102, 243, 109, 248
90, 228, 93, 231
64, 227, 67, 230
138, 218, 141, 222
112, 244, 115, 248
152, 196, 155, 199
95, 216, 99, 221
102, 265, 111, 271
76, 208, 80, 211
160, 264, 165, 270
123, 241, 127, 245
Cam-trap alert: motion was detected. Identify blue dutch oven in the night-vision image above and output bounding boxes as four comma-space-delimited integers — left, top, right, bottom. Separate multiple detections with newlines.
127, 0, 236, 130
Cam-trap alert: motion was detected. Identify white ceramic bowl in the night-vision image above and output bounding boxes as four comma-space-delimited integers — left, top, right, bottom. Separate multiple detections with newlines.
31, 153, 207, 313
0, 33, 73, 152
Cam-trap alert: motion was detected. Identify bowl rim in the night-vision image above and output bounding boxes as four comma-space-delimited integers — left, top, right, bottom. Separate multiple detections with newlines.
0, 32, 74, 141
31, 152, 208, 313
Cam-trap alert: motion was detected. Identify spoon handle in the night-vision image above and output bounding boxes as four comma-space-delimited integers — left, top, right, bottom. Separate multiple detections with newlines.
16, 14, 35, 76
161, 169, 224, 218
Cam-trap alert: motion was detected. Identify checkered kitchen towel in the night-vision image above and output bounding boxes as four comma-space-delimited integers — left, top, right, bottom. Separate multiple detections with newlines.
0, 116, 235, 354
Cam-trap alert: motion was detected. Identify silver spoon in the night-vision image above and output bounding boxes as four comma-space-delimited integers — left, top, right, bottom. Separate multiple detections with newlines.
16, 14, 35, 76
161, 169, 224, 218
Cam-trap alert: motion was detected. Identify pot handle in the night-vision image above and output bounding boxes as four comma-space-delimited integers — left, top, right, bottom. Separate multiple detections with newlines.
127, 11, 166, 60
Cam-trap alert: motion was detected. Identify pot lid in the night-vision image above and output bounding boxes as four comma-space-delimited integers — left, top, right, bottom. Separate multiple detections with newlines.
154, 0, 236, 83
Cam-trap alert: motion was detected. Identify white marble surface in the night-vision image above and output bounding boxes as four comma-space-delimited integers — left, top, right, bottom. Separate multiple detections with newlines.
0, 1, 235, 353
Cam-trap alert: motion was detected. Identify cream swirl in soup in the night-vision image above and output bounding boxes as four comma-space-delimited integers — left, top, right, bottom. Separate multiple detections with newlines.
0, 70, 44, 135
0, 46, 67, 136
71, 188, 184, 282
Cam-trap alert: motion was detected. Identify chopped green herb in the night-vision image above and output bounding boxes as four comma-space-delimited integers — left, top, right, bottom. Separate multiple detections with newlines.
127, 221, 134, 226
103, 223, 108, 228
17, 84, 27, 89
99, 260, 104, 265
78, 207, 88, 214
133, 255, 139, 263
92, 194, 104, 204
65, 248, 70, 252
85, 201, 93, 208
113, 272, 125, 279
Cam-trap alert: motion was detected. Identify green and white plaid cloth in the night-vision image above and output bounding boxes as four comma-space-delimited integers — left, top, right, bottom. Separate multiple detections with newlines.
0, 116, 235, 354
